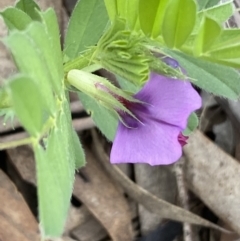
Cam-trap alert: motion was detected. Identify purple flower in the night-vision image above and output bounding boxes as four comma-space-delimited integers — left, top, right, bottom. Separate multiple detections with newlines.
110, 73, 202, 166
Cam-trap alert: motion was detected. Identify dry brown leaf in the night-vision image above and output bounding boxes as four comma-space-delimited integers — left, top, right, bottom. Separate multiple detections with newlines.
184, 130, 240, 235
0, 169, 39, 241
71, 215, 108, 241
219, 222, 240, 241
73, 148, 134, 241
7, 145, 36, 185
91, 130, 229, 233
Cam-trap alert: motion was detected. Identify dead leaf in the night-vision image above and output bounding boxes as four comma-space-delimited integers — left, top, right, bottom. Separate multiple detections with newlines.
73, 148, 134, 241
71, 215, 108, 241
184, 130, 240, 235
0, 169, 39, 241
91, 130, 229, 233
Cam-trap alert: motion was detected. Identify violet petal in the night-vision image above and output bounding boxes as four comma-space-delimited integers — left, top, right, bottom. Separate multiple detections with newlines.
134, 73, 202, 129
110, 119, 183, 166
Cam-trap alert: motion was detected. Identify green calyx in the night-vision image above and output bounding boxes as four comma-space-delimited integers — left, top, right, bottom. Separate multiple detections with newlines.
67, 69, 142, 123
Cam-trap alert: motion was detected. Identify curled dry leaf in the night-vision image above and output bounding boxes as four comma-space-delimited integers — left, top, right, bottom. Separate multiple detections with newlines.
91, 130, 229, 233
184, 130, 240, 235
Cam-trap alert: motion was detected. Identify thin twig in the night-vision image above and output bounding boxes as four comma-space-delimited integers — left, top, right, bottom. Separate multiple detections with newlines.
175, 158, 193, 241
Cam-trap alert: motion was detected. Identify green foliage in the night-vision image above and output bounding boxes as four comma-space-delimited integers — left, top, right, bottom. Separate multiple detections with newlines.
35, 98, 81, 237
162, 0, 197, 48
183, 112, 199, 135
0, 7, 32, 30
193, 1, 233, 33
39, 9, 63, 95
202, 29, 240, 67
193, 16, 221, 56
104, 0, 117, 21
15, 0, 41, 20
78, 92, 118, 141
198, 0, 220, 10
207, 29, 240, 59
139, 0, 169, 37
95, 18, 149, 86
125, 0, 139, 30
1, 3, 87, 237
104, 0, 139, 30
72, 130, 85, 169
169, 51, 240, 99
4, 29, 56, 112
64, 0, 109, 60
8, 75, 50, 137
116, 75, 140, 93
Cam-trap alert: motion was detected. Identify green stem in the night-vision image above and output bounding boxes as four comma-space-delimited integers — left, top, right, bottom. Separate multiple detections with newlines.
63, 47, 97, 73
81, 63, 102, 73
0, 137, 33, 150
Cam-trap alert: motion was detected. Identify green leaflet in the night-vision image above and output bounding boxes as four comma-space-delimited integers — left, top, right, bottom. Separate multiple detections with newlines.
72, 129, 85, 169
126, 0, 139, 30
198, 0, 220, 10
104, 0, 117, 21
139, 0, 169, 37
15, 0, 41, 21
39, 9, 64, 95
64, 0, 108, 59
193, 16, 221, 56
35, 97, 80, 237
183, 112, 199, 135
168, 51, 240, 99
193, 1, 233, 34
104, 0, 139, 29
210, 29, 240, 49
25, 21, 63, 95
0, 7, 32, 30
206, 29, 240, 61
162, 0, 197, 49
116, 0, 128, 20
209, 45, 240, 60
8, 75, 51, 137
116, 75, 140, 93
4, 29, 56, 113
201, 29, 240, 67
78, 92, 117, 141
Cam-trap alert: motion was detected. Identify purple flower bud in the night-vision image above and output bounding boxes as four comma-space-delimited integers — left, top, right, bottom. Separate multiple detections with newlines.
162, 57, 179, 69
